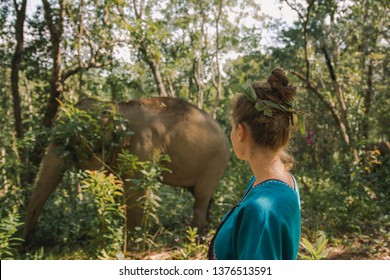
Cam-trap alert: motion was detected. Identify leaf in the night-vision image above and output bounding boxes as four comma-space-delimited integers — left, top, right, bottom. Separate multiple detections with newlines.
317, 251, 329, 259
263, 100, 282, 110
297, 114, 305, 134
301, 238, 315, 254
242, 80, 257, 102
242, 79, 251, 90
263, 109, 273, 117
246, 85, 257, 102
229, 83, 244, 94
254, 102, 264, 112
315, 236, 328, 256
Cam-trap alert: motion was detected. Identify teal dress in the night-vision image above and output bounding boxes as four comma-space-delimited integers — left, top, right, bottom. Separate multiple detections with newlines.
208, 176, 301, 260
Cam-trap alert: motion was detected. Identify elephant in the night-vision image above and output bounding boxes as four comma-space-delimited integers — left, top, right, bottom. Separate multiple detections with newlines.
23, 97, 230, 243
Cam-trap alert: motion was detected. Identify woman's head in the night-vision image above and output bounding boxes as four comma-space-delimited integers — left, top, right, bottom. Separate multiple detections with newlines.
231, 68, 297, 150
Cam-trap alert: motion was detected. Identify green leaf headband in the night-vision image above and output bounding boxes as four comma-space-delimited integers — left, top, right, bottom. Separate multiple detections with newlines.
230, 80, 305, 134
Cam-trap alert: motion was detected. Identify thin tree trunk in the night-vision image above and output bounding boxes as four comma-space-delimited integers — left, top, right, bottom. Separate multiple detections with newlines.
42, 0, 64, 129
211, 0, 223, 119
24, 76, 33, 130
362, 60, 374, 139
166, 77, 176, 97
1, 147, 9, 195
321, 45, 350, 145
193, 58, 205, 109
78, 0, 86, 98
146, 57, 167, 97
11, 0, 27, 140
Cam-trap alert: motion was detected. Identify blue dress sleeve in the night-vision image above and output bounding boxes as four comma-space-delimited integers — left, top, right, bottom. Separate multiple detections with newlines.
232, 198, 282, 259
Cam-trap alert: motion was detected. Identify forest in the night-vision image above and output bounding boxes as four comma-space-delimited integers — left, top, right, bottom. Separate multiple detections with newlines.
0, 0, 389, 260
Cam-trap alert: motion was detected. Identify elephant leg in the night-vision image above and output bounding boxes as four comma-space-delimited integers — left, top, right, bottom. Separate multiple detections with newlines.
191, 172, 221, 234
123, 181, 146, 231
23, 143, 65, 242
191, 195, 211, 234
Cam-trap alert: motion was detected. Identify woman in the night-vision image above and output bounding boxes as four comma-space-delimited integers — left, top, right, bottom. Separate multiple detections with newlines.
208, 68, 301, 260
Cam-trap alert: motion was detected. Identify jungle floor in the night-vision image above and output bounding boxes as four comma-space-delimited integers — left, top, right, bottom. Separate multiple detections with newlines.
125, 248, 390, 260
326, 239, 390, 260
125, 242, 390, 260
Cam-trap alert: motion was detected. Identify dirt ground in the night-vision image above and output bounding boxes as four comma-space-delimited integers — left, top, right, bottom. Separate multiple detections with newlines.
326, 245, 390, 260
124, 234, 390, 260
125, 245, 390, 260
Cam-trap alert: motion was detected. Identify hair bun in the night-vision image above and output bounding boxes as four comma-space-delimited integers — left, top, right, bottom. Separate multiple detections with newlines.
267, 67, 296, 103
268, 68, 288, 86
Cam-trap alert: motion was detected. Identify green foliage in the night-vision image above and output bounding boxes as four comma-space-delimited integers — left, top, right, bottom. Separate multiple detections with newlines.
173, 227, 209, 260
53, 101, 103, 158
299, 231, 329, 260
0, 206, 24, 260
117, 150, 172, 251
26, 169, 126, 260
79, 170, 126, 259
52, 100, 132, 164
299, 148, 390, 239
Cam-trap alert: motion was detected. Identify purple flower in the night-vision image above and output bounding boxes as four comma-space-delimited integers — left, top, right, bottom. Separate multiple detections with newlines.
303, 131, 315, 147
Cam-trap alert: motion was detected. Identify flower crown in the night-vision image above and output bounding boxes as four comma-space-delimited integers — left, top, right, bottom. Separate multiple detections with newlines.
230, 79, 305, 134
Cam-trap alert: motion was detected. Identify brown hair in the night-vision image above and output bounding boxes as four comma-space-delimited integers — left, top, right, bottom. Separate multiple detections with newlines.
232, 68, 297, 154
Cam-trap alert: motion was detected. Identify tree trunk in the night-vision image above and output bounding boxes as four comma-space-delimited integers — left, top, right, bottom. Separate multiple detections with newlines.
146, 57, 167, 97
211, 0, 223, 119
166, 77, 176, 97
11, 0, 27, 140
193, 58, 205, 109
321, 45, 351, 145
42, 0, 64, 129
362, 59, 374, 139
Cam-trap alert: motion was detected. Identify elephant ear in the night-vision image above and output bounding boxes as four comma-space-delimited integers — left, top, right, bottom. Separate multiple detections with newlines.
52, 99, 133, 164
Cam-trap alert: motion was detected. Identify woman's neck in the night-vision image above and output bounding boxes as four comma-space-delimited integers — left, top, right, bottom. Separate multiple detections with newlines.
248, 147, 293, 188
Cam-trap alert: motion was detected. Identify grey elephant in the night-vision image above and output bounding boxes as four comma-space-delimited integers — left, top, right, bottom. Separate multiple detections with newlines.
23, 97, 230, 242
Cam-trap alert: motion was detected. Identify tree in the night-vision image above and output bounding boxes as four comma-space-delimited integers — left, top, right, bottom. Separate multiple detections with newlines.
40, 0, 116, 128
11, 0, 27, 141
41, 0, 64, 129
114, 0, 170, 97
282, 0, 388, 159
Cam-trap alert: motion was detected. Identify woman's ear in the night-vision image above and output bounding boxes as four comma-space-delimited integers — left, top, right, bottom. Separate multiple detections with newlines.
237, 123, 247, 142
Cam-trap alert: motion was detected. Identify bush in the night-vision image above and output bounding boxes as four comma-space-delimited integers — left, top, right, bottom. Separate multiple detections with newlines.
117, 150, 172, 251
299, 148, 390, 239
299, 231, 329, 260
79, 170, 126, 259
172, 227, 210, 260
0, 206, 24, 260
